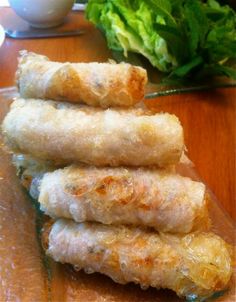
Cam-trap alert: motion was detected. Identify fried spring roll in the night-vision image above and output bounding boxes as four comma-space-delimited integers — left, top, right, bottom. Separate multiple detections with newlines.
16, 51, 147, 108
2, 98, 184, 167
39, 165, 209, 233
43, 219, 232, 299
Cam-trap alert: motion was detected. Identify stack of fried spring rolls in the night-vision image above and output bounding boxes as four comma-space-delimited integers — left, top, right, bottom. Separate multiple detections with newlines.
2, 51, 232, 300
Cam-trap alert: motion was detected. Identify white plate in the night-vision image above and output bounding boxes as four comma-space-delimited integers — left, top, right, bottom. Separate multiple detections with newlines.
72, 3, 86, 11
0, 24, 5, 48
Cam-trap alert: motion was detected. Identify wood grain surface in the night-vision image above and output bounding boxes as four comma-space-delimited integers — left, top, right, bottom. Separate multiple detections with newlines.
0, 8, 235, 221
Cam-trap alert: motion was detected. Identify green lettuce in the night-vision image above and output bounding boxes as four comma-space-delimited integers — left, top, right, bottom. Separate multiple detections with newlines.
86, 0, 236, 80
86, 0, 177, 72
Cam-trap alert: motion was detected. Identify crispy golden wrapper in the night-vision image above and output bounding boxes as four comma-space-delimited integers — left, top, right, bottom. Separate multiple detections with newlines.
43, 219, 232, 300
39, 165, 209, 233
2, 98, 184, 167
16, 51, 147, 108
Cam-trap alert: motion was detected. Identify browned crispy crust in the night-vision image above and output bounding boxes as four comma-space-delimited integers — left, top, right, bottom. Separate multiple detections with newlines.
41, 220, 53, 251
127, 65, 147, 105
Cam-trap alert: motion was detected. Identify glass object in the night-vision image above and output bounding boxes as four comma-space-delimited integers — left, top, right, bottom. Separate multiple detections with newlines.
0, 87, 235, 302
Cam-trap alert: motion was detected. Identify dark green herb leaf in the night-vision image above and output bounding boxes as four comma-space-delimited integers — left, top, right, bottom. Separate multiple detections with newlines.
171, 56, 204, 77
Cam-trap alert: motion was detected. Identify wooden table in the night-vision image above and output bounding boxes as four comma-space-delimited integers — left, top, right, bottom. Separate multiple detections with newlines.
0, 8, 235, 221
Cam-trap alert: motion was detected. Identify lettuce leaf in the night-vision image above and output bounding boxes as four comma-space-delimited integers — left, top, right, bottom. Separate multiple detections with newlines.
86, 0, 236, 80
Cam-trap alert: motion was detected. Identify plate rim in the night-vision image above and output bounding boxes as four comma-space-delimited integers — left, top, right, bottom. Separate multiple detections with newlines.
0, 24, 5, 48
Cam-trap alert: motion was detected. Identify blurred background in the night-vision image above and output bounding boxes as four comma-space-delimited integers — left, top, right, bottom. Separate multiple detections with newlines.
0, 0, 235, 8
